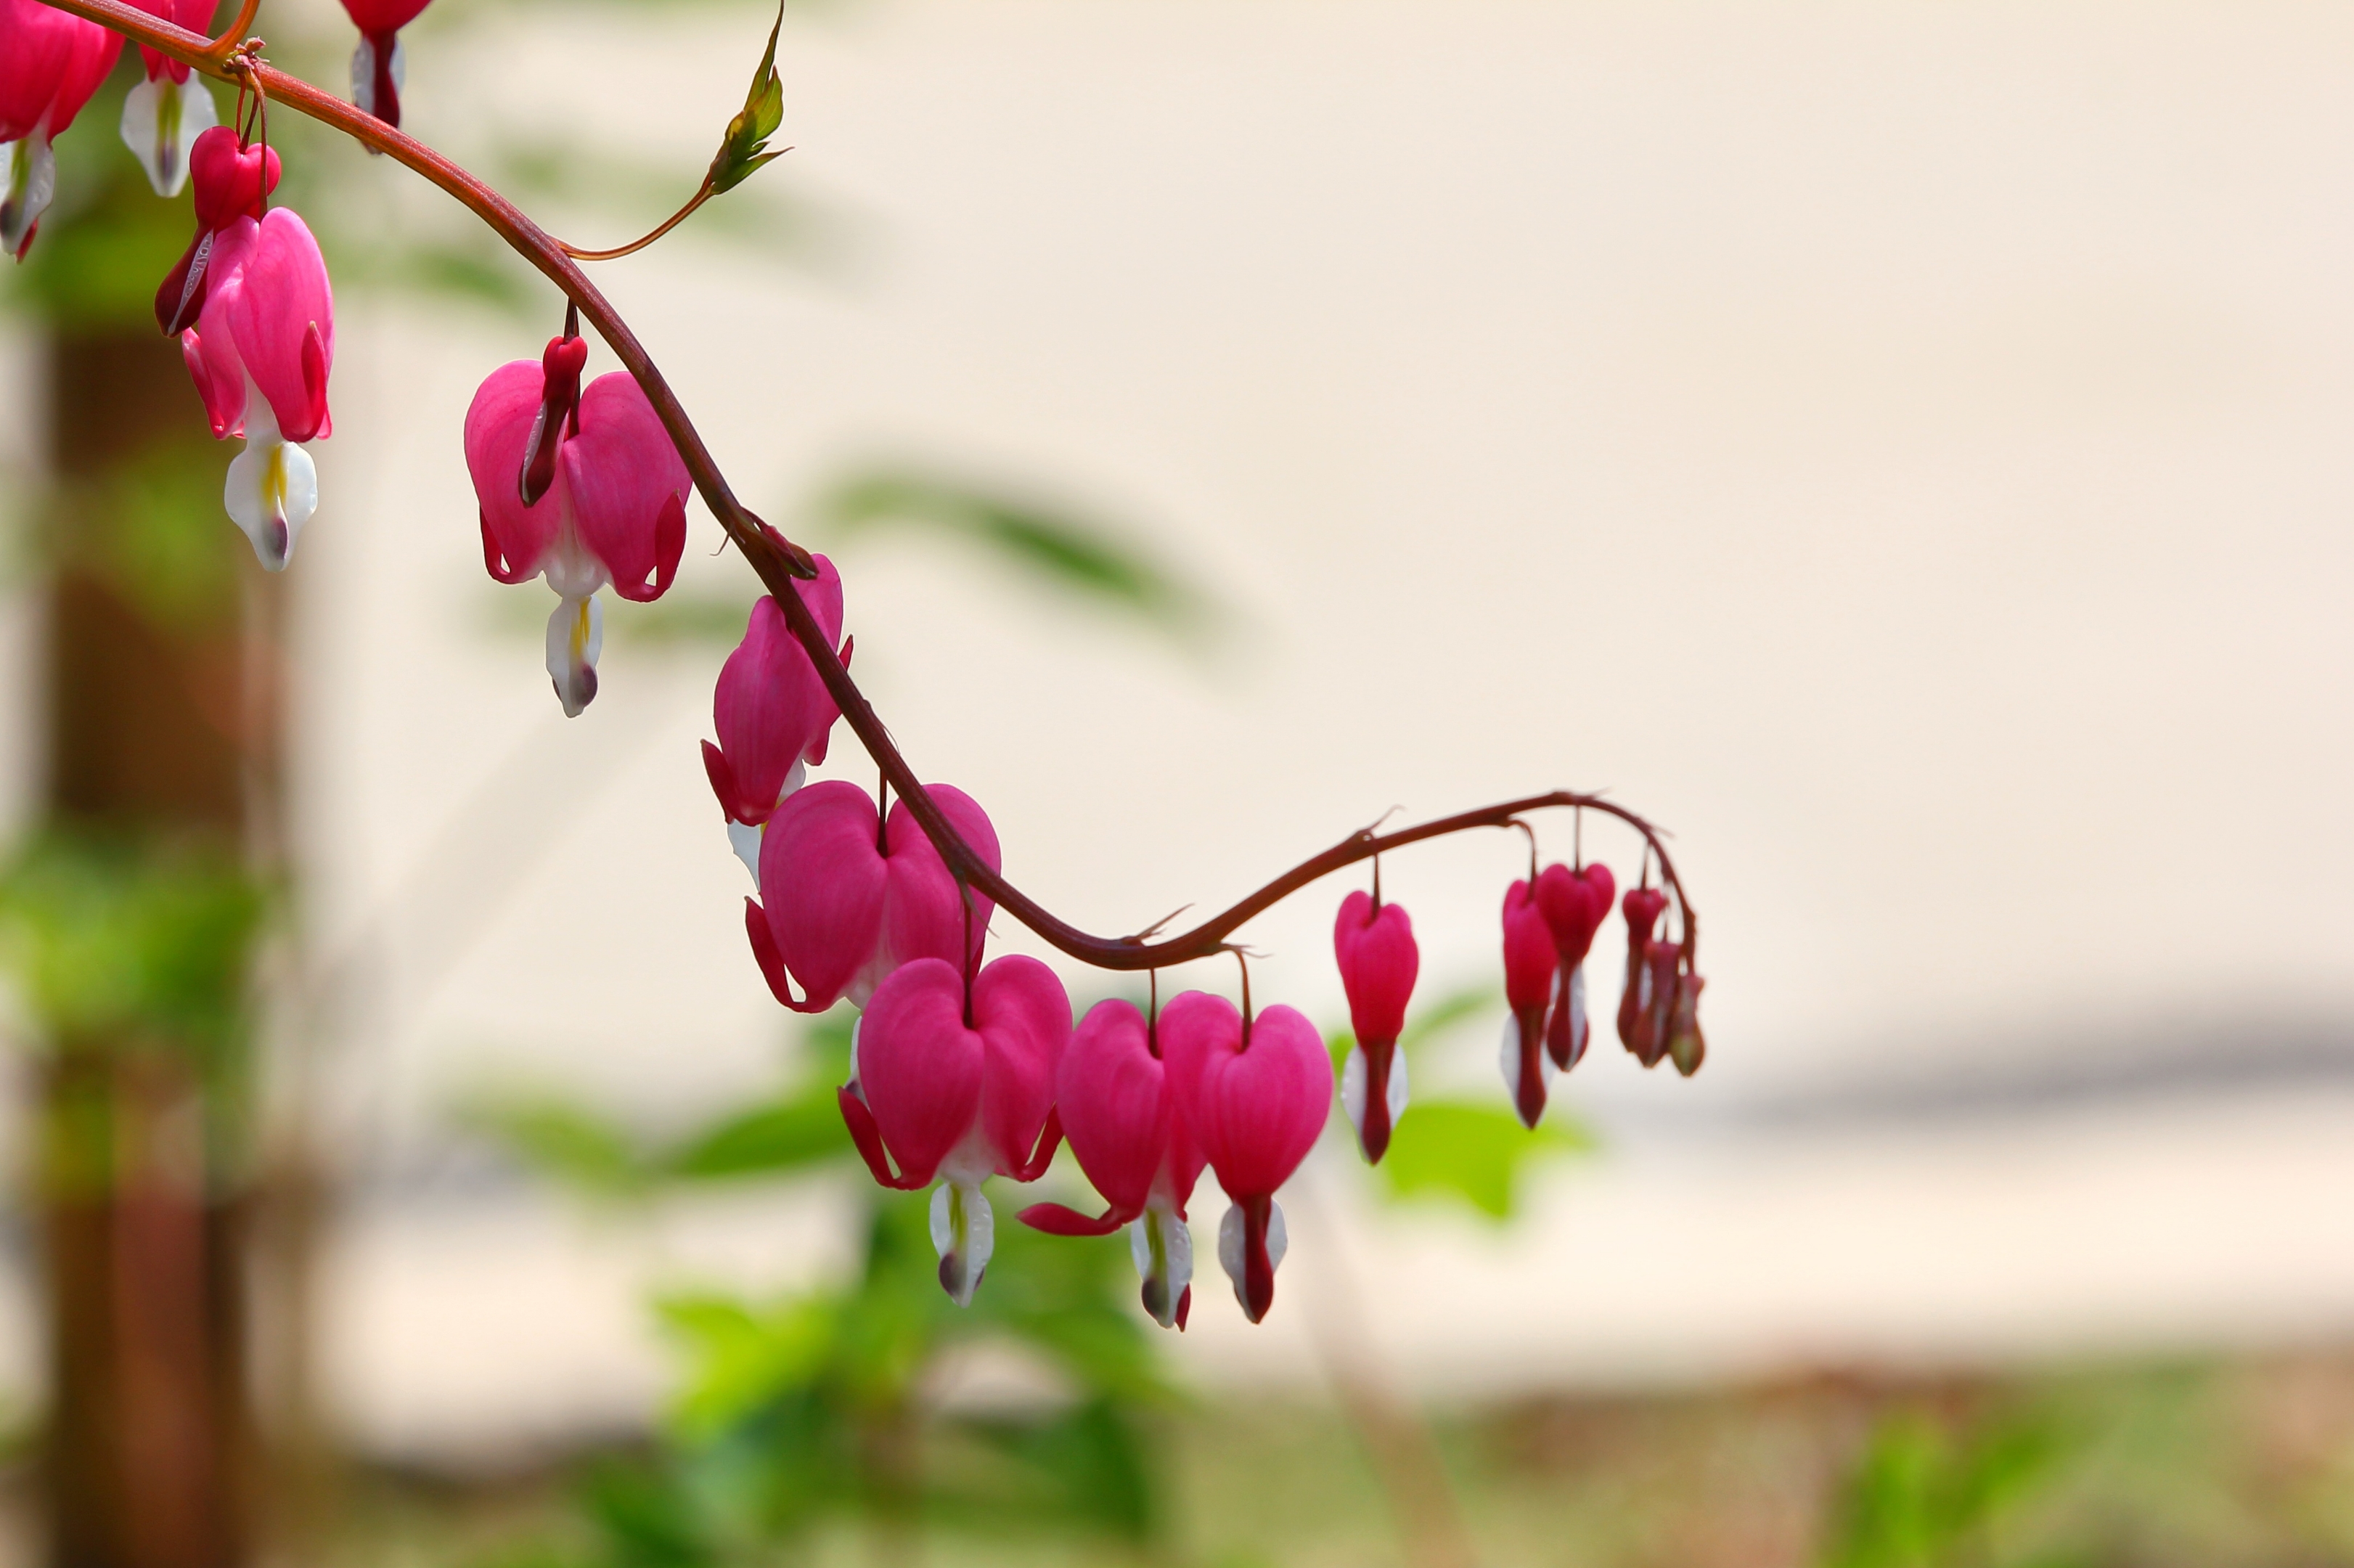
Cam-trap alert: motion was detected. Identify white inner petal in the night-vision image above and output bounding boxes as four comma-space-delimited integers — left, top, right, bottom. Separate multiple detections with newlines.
0, 132, 59, 258
1568, 964, 1589, 1061
543, 592, 604, 717
223, 388, 317, 573
725, 818, 764, 886
1128, 1204, 1194, 1327
120, 73, 216, 197
929, 1178, 994, 1308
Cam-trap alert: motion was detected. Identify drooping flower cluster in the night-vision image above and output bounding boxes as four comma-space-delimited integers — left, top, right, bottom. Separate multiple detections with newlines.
1619, 884, 1704, 1075
706, 551, 1705, 1328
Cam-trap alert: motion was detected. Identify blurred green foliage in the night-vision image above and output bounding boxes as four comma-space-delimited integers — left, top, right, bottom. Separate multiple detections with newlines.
0, 830, 263, 1064
1823, 1408, 2083, 1568
470, 1008, 1175, 1566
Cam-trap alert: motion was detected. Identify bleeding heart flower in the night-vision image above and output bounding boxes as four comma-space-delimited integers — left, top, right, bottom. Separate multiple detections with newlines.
1616, 886, 1670, 1063
837, 954, 1068, 1305
1499, 878, 1557, 1127
0, 0, 123, 258
703, 561, 849, 881
467, 336, 689, 714
1534, 860, 1615, 1071
118, 0, 220, 196
339, 0, 433, 129
178, 204, 335, 571
1161, 991, 1331, 1324
155, 125, 279, 336
1333, 889, 1417, 1164
1020, 997, 1208, 1328
745, 780, 1000, 1014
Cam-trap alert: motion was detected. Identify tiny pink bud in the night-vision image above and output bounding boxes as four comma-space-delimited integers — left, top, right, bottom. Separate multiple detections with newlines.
1667, 972, 1707, 1078
1617, 886, 1670, 1058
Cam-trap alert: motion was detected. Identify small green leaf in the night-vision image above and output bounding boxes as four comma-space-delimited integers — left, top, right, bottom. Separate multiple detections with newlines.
706, 4, 788, 196
1372, 1098, 1592, 1220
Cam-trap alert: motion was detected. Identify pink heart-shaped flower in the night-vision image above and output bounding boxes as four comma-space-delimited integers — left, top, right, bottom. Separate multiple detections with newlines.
750, 780, 1000, 1012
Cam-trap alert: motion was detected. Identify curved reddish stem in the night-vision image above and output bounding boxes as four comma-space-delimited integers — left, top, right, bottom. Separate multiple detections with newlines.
38, 0, 1699, 974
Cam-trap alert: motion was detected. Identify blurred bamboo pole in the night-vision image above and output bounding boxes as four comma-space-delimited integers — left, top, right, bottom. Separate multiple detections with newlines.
1293, 1167, 1480, 1568
36, 326, 272, 1568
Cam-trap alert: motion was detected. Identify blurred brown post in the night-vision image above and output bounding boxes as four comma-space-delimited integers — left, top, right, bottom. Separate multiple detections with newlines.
36, 328, 271, 1568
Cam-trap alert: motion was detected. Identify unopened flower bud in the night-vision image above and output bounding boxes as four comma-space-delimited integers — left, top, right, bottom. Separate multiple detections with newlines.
1333, 889, 1417, 1163
1534, 861, 1614, 1071
1667, 971, 1706, 1077
1617, 886, 1669, 1058
1499, 879, 1556, 1127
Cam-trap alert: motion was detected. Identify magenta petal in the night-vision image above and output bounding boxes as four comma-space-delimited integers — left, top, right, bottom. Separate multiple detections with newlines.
757, 781, 889, 1012
1018, 1201, 1127, 1237
1333, 891, 1418, 1049
187, 126, 278, 230
970, 954, 1070, 1177
1185, 1003, 1331, 1202
179, 323, 245, 440
881, 785, 1002, 974
464, 359, 557, 582
0, 0, 123, 142
857, 957, 984, 1188
563, 372, 689, 602
1534, 862, 1617, 970
1501, 880, 1556, 1017
338, 0, 431, 31
224, 208, 333, 442
711, 560, 846, 820
1055, 999, 1171, 1220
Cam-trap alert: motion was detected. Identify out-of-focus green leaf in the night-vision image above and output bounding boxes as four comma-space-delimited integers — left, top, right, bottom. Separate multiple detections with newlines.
1371, 1098, 1590, 1221
663, 1089, 845, 1179
656, 1292, 839, 1440
461, 1092, 650, 1199
0, 832, 263, 1064
814, 466, 1218, 645
706, 4, 788, 195
1822, 1409, 2081, 1568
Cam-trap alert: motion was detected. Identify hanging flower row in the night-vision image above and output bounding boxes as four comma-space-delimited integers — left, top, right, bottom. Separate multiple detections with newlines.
10, 0, 1709, 1333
